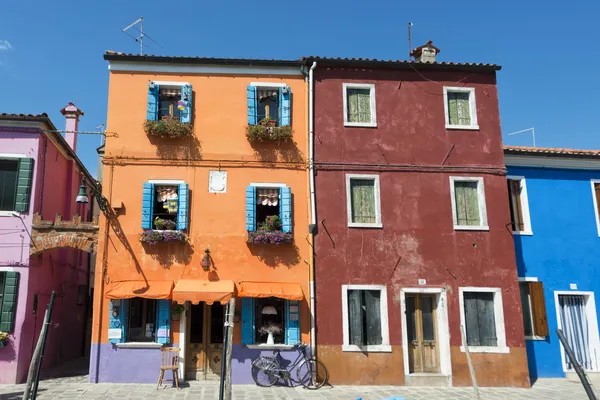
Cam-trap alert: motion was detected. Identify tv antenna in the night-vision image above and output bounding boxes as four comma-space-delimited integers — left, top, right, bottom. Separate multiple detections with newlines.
122, 17, 163, 55
508, 127, 536, 147
408, 22, 414, 60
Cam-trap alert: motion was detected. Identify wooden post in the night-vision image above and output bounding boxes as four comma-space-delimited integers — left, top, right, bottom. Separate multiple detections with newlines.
223, 298, 235, 400
460, 324, 480, 400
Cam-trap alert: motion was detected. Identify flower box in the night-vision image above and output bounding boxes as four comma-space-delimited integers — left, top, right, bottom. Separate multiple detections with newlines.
143, 118, 193, 139
140, 230, 186, 245
247, 230, 293, 245
246, 124, 292, 143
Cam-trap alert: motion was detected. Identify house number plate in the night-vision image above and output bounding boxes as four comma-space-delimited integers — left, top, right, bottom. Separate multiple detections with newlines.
108, 328, 122, 339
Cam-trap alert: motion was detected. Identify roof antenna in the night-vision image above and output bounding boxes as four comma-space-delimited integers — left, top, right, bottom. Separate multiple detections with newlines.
408, 22, 414, 60
508, 127, 536, 147
122, 17, 145, 55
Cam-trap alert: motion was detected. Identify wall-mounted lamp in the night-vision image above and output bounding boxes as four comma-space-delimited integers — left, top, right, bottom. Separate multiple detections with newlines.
112, 299, 121, 318
201, 248, 212, 271
75, 177, 110, 214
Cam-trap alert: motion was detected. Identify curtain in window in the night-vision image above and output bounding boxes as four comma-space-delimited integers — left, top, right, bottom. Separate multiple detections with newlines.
448, 92, 471, 126
454, 181, 479, 226
364, 290, 382, 345
348, 290, 364, 346
351, 179, 376, 223
464, 292, 497, 346
256, 188, 279, 206
559, 295, 592, 370
159, 88, 182, 97
347, 89, 371, 123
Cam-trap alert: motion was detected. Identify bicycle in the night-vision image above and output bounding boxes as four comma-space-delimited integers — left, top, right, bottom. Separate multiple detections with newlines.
251, 343, 328, 389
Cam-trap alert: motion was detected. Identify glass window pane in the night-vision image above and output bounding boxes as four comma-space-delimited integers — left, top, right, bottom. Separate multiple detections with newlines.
406, 296, 416, 342
520, 283, 534, 336
350, 179, 376, 224
190, 303, 204, 343
454, 181, 480, 226
128, 298, 157, 342
210, 304, 224, 344
464, 292, 496, 346
347, 88, 371, 123
0, 160, 18, 211
255, 298, 285, 344
421, 296, 435, 341
448, 92, 470, 125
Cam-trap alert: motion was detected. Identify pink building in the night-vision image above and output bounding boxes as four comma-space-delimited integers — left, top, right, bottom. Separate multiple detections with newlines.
0, 105, 96, 384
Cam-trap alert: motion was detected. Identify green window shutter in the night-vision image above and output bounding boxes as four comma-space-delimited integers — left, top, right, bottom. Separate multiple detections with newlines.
350, 179, 376, 224
448, 92, 471, 126
15, 158, 33, 213
0, 272, 20, 332
447, 93, 459, 125
454, 181, 479, 226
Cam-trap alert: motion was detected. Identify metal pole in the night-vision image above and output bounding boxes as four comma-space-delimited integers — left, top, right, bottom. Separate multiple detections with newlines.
30, 291, 56, 400
557, 329, 598, 400
139, 18, 143, 55
460, 325, 481, 400
219, 298, 235, 400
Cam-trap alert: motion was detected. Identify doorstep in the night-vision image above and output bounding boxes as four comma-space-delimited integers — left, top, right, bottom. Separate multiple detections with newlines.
405, 373, 450, 387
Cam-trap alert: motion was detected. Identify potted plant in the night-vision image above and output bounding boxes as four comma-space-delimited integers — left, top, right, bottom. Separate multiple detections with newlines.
246, 215, 294, 245
259, 117, 277, 128
154, 217, 177, 230
140, 229, 186, 245
258, 323, 282, 345
172, 304, 184, 321
0, 331, 9, 348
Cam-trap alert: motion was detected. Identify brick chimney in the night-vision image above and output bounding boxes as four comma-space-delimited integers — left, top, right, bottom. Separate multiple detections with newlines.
60, 102, 84, 152
410, 40, 440, 63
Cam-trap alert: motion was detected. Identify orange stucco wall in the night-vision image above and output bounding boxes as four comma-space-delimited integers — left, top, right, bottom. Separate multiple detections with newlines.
91, 68, 309, 346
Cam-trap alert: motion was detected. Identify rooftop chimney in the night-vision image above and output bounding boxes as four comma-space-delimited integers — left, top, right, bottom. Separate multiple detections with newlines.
60, 102, 84, 152
410, 40, 440, 63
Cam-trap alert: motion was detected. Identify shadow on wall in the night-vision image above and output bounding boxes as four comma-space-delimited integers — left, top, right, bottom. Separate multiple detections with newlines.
142, 241, 194, 269
246, 243, 301, 269
0, 339, 17, 363
149, 133, 202, 161
250, 138, 305, 166
106, 208, 146, 280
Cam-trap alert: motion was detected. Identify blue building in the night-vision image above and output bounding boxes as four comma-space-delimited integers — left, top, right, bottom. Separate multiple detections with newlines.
505, 146, 600, 381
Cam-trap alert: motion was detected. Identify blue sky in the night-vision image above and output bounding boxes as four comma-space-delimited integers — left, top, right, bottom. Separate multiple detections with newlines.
1, 0, 598, 178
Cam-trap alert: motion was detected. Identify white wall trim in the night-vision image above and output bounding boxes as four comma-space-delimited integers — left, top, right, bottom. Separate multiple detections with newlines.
147, 179, 186, 185
0, 153, 28, 158
341, 284, 390, 353
0, 211, 19, 217
400, 288, 452, 385
345, 174, 382, 228
458, 287, 509, 354
150, 81, 189, 88
518, 277, 539, 282
507, 175, 533, 235
342, 83, 377, 128
179, 301, 188, 381
115, 342, 163, 349
0, 266, 15, 272
108, 62, 302, 76
443, 86, 479, 130
554, 291, 600, 372
249, 182, 287, 188
505, 154, 600, 170
449, 177, 489, 231
590, 180, 600, 237
249, 82, 287, 88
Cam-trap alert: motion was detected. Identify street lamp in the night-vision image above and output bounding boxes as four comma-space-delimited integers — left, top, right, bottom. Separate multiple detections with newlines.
75, 177, 109, 214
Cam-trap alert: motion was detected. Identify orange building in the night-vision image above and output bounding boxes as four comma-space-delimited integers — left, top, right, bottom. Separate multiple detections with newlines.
90, 52, 310, 384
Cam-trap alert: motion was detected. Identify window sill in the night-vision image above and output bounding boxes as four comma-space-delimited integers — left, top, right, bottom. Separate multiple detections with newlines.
525, 335, 546, 341
245, 344, 295, 350
342, 344, 392, 353
460, 345, 509, 354
0, 211, 19, 217
115, 342, 163, 349
453, 225, 489, 231
512, 231, 533, 236
446, 124, 480, 131
348, 222, 383, 229
344, 122, 378, 128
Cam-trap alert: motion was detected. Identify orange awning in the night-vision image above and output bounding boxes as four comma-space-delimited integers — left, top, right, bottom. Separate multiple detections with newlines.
172, 280, 235, 305
238, 281, 304, 301
105, 280, 174, 300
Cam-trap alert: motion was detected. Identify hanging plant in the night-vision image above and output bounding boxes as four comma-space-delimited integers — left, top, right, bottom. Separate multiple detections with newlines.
143, 118, 193, 139
246, 118, 293, 143
154, 217, 177, 230
246, 216, 293, 244
0, 331, 9, 348
140, 230, 186, 245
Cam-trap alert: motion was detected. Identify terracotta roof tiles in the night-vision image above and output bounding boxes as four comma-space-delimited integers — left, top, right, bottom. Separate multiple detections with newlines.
504, 146, 600, 158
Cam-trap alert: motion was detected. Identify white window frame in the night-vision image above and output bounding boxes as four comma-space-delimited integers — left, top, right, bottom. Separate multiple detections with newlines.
342, 83, 377, 128
0, 153, 29, 217
507, 176, 533, 235
517, 277, 546, 341
590, 180, 600, 237
449, 177, 488, 231
443, 86, 479, 130
458, 287, 509, 353
341, 284, 391, 352
346, 174, 382, 228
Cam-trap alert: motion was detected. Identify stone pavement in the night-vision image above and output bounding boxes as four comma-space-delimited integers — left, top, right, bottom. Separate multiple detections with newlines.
0, 378, 598, 400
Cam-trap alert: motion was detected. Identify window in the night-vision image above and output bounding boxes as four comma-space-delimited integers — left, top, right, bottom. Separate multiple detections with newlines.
443, 87, 478, 130
591, 180, 600, 236
343, 83, 377, 127
245, 184, 292, 233
241, 297, 300, 346
0, 271, 19, 332
459, 287, 508, 353
147, 82, 192, 124
109, 298, 170, 345
449, 177, 488, 230
247, 84, 291, 127
142, 181, 188, 231
507, 177, 532, 234
127, 298, 157, 342
0, 157, 33, 213
346, 174, 382, 228
158, 87, 182, 120
255, 298, 285, 344
342, 285, 391, 352
519, 280, 549, 339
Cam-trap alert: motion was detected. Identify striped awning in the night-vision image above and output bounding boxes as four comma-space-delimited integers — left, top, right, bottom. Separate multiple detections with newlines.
257, 188, 279, 206
160, 88, 181, 97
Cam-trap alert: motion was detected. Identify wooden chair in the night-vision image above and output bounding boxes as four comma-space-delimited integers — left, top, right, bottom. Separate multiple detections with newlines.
157, 347, 180, 389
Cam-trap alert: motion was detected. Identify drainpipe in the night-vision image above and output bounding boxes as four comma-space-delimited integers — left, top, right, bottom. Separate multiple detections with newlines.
308, 62, 317, 358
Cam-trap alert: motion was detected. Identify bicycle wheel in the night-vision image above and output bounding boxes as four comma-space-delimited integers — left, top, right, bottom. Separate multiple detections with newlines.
251, 356, 279, 387
296, 358, 328, 389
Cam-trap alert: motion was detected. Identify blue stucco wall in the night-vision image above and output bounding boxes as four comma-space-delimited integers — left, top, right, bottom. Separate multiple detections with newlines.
508, 166, 600, 380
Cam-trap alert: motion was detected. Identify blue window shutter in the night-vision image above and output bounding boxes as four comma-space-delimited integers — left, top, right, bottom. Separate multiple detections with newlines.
177, 183, 189, 231
285, 300, 300, 345
147, 83, 159, 121
247, 86, 257, 125
109, 299, 127, 344
180, 84, 193, 124
141, 182, 155, 229
245, 186, 256, 232
0, 272, 19, 332
241, 297, 255, 345
15, 158, 33, 213
156, 300, 171, 344
279, 87, 291, 127
280, 187, 292, 233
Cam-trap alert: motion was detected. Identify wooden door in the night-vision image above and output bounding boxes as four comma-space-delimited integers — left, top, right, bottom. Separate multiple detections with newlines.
206, 303, 224, 379
186, 303, 225, 380
406, 294, 440, 374
186, 303, 205, 380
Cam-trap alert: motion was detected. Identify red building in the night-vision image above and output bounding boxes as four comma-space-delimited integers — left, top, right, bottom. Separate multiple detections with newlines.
306, 45, 529, 387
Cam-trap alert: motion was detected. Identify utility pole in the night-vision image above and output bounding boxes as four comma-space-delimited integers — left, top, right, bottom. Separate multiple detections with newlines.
219, 298, 235, 400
